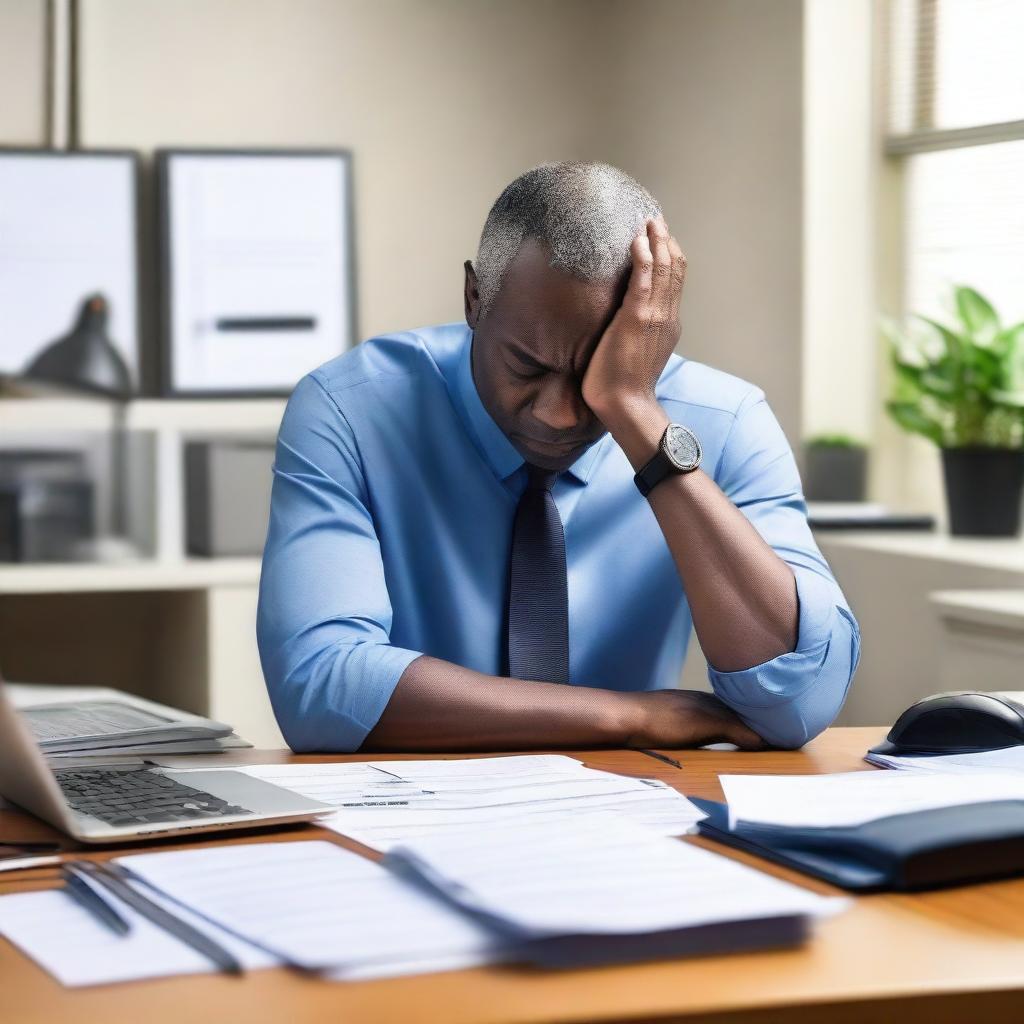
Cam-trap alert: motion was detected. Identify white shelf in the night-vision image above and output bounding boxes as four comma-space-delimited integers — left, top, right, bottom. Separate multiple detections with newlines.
0, 397, 287, 433
820, 531, 1024, 573
0, 557, 262, 594
930, 589, 1024, 631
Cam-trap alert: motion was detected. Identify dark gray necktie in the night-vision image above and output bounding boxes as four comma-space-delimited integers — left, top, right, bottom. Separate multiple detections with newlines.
506, 465, 570, 684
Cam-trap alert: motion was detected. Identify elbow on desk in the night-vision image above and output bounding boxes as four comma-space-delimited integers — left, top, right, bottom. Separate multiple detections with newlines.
718, 608, 861, 751
258, 628, 421, 754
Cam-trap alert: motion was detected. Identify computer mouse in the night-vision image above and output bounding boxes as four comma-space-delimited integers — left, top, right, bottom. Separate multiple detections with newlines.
872, 692, 1024, 755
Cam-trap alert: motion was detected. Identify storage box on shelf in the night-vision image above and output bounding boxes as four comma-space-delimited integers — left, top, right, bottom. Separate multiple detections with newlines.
0, 396, 287, 746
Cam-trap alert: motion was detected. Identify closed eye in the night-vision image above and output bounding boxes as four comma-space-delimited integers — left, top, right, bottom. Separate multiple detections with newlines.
505, 358, 544, 380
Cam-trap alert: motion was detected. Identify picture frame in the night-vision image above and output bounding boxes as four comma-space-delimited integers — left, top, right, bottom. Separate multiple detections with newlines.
0, 147, 141, 389
157, 148, 357, 397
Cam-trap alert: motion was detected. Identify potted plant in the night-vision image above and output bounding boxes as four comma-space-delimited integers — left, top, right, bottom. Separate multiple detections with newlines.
804, 435, 868, 502
884, 286, 1024, 536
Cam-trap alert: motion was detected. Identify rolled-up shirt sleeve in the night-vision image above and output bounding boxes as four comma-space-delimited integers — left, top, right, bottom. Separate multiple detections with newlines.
703, 389, 861, 748
257, 375, 422, 752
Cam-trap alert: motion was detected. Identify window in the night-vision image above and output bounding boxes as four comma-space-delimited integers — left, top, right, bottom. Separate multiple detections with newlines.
887, 0, 1024, 324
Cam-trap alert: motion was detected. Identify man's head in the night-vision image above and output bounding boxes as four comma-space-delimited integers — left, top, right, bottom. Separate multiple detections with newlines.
465, 162, 661, 471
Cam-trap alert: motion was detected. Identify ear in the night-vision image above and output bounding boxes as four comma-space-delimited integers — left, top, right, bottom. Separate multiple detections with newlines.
463, 260, 482, 328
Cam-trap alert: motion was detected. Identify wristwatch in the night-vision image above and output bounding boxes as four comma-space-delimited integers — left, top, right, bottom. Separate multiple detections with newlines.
633, 423, 702, 497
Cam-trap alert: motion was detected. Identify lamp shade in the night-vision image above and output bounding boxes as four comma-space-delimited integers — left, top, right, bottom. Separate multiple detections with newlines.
23, 294, 132, 398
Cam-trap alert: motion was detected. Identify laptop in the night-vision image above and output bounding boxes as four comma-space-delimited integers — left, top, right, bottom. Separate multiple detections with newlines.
0, 677, 330, 843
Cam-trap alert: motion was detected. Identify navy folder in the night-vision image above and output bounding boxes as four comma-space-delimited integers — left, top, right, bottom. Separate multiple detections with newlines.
692, 797, 1024, 891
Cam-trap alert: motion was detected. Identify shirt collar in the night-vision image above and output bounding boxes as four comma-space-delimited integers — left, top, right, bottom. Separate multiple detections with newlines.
454, 327, 605, 487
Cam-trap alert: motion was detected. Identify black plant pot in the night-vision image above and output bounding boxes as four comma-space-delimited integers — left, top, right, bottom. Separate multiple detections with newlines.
941, 447, 1024, 537
804, 446, 867, 502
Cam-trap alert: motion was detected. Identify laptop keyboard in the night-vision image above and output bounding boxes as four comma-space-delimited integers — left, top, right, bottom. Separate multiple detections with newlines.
55, 767, 252, 827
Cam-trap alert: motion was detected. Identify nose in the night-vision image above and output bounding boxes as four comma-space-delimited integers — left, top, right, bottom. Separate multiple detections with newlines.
531, 375, 584, 434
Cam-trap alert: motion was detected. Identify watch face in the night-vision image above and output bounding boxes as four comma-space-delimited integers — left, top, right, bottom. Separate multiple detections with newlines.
662, 424, 702, 471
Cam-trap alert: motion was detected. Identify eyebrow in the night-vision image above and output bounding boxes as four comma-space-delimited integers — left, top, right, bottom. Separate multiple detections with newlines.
507, 343, 555, 372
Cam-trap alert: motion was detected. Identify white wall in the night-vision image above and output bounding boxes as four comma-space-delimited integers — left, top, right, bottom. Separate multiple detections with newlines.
802, 0, 876, 445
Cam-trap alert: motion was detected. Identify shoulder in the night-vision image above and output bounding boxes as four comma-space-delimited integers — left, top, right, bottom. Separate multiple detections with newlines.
308, 321, 468, 397
282, 322, 467, 446
656, 355, 765, 424
655, 357, 784, 483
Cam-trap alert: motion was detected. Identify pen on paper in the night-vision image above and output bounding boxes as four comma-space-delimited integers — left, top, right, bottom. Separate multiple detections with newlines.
61, 863, 132, 937
79, 861, 244, 975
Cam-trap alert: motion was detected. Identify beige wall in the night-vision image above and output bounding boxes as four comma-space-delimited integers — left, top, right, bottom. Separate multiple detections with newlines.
77, 0, 610, 340
5, 0, 806, 440
604, 0, 805, 443
0, 0, 47, 144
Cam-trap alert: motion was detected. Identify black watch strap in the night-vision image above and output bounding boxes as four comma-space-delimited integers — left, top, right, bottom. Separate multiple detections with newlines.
634, 452, 673, 497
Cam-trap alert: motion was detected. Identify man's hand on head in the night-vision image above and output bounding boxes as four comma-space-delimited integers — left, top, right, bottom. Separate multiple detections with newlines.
581, 216, 686, 463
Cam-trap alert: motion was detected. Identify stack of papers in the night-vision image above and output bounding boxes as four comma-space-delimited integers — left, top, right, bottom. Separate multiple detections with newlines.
0, 841, 505, 986
386, 814, 846, 966
7, 683, 251, 759
719, 770, 1024, 829
0, 830, 844, 987
865, 746, 1024, 773
118, 841, 504, 979
232, 754, 705, 850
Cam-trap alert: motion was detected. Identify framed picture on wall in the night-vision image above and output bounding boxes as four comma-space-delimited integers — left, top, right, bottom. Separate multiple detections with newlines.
0, 148, 140, 387
157, 148, 357, 397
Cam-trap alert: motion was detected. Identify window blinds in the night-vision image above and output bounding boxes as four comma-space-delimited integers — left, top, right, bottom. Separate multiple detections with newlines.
888, 0, 1024, 323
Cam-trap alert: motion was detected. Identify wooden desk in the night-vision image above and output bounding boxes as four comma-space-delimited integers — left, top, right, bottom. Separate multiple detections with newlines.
3, 727, 1024, 1024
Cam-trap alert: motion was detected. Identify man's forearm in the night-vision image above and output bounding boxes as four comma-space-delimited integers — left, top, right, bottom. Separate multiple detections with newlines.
601, 397, 798, 673
361, 654, 763, 751
362, 655, 638, 751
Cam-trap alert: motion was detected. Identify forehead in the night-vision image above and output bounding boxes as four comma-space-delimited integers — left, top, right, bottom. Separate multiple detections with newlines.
486, 238, 625, 366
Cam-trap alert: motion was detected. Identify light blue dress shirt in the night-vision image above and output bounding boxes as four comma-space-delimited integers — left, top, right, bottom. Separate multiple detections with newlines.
257, 322, 860, 752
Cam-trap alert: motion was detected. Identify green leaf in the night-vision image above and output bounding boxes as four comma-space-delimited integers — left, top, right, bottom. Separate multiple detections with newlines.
990, 389, 1024, 409
915, 315, 966, 363
886, 400, 945, 446
998, 322, 1024, 392
955, 286, 1000, 342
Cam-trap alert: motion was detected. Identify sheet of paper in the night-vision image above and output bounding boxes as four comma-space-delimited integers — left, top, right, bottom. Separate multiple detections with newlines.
237, 756, 705, 851
388, 813, 845, 939
867, 746, 1024, 773
117, 840, 505, 977
0, 875, 275, 986
0, 855, 61, 873
720, 770, 1024, 828
22, 702, 174, 742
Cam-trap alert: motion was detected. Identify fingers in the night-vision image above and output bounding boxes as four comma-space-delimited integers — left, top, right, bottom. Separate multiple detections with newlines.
667, 234, 687, 306
626, 229, 653, 305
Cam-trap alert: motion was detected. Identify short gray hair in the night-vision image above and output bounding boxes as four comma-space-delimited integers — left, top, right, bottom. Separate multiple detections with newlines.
474, 161, 661, 318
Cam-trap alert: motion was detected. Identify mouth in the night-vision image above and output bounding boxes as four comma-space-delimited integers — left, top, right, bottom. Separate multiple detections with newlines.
513, 434, 587, 457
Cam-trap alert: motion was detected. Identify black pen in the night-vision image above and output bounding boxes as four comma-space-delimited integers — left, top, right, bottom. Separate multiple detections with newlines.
61, 863, 132, 937
79, 862, 243, 976
638, 748, 683, 769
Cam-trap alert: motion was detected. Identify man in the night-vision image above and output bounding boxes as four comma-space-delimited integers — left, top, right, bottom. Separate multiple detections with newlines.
257, 162, 859, 753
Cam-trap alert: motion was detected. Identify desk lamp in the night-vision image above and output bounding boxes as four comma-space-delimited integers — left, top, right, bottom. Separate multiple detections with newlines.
20, 294, 136, 556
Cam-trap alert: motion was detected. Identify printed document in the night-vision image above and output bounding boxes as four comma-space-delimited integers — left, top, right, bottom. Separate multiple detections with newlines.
387, 812, 845, 940
720, 770, 1024, 828
866, 746, 1024, 773
237, 755, 705, 851
117, 840, 504, 979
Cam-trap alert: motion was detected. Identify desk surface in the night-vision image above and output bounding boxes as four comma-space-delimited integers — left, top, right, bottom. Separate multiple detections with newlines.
3, 727, 1024, 1024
